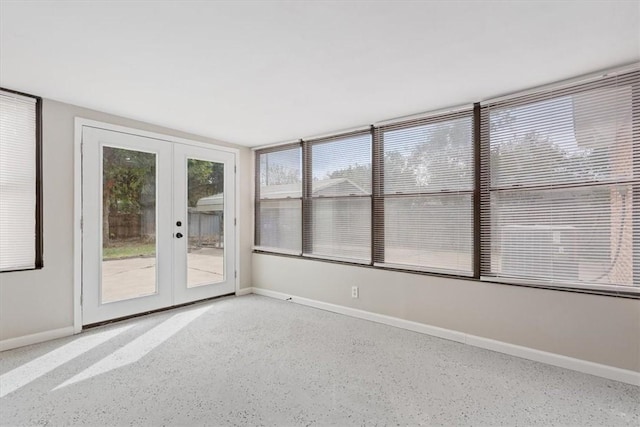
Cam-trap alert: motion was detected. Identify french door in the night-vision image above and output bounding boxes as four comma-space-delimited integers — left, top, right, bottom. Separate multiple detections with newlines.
82, 126, 235, 325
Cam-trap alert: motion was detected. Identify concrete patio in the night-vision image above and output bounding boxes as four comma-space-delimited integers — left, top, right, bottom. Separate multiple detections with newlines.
101, 248, 224, 303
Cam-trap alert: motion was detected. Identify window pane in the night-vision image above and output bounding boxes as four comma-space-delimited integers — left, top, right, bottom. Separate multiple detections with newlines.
259, 147, 302, 199
310, 198, 371, 261
491, 184, 634, 286
187, 159, 224, 288
383, 117, 473, 194
312, 134, 371, 196
484, 72, 639, 290
258, 199, 301, 252
0, 92, 36, 271
384, 194, 473, 274
489, 86, 633, 189
101, 147, 157, 303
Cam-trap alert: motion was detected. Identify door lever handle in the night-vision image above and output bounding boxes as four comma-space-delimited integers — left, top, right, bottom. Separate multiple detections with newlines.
176, 232, 183, 239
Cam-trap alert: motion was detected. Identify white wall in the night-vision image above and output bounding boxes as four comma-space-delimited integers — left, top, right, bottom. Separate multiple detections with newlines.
2, 97, 638, 375
252, 254, 640, 372
0, 99, 253, 342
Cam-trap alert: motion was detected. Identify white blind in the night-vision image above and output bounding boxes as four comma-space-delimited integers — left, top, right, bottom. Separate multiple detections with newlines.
481, 69, 639, 289
0, 90, 37, 271
255, 146, 302, 253
377, 112, 474, 275
306, 132, 372, 262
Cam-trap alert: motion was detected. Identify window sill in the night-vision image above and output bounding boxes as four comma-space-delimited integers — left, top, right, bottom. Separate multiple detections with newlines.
252, 249, 639, 299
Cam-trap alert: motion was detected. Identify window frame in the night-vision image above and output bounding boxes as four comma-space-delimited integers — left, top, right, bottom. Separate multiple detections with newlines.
303, 129, 373, 264
374, 109, 477, 276
253, 64, 640, 299
254, 142, 303, 255
479, 70, 640, 295
0, 87, 43, 273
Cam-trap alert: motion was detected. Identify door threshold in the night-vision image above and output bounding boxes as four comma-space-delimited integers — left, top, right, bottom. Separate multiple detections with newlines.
83, 292, 236, 330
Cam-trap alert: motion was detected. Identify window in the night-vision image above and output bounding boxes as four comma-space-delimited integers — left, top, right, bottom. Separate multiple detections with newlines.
0, 89, 42, 272
305, 132, 372, 263
377, 111, 474, 275
480, 69, 639, 291
254, 65, 639, 296
255, 145, 302, 254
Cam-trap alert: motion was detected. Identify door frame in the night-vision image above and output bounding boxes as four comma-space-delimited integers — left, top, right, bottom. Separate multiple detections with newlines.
73, 118, 240, 333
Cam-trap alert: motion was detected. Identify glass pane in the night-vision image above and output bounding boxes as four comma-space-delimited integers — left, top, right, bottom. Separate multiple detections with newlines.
259, 148, 302, 199
383, 117, 473, 194
258, 199, 301, 252
491, 184, 634, 287
0, 93, 36, 271
187, 158, 224, 288
310, 198, 371, 261
384, 194, 473, 274
102, 147, 157, 303
312, 134, 372, 196
489, 86, 633, 189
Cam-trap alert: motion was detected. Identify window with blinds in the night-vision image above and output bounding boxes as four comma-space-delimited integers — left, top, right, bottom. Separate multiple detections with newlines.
376, 111, 475, 275
0, 89, 41, 272
254, 64, 638, 296
480, 69, 639, 291
255, 145, 302, 254
305, 132, 372, 263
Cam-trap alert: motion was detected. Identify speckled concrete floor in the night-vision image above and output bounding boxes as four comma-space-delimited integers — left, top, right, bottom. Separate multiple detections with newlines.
1, 295, 638, 426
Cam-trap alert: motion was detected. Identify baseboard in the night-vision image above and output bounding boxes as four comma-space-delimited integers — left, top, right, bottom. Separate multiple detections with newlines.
235, 287, 253, 296
247, 287, 640, 386
0, 327, 75, 352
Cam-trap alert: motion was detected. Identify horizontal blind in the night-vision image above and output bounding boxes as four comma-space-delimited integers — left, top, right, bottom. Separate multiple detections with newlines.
377, 111, 474, 275
480, 69, 639, 289
0, 90, 37, 271
258, 146, 302, 199
306, 132, 372, 262
255, 145, 302, 253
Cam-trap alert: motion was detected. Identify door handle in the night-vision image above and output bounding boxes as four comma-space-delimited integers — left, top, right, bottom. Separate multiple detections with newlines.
176, 232, 183, 239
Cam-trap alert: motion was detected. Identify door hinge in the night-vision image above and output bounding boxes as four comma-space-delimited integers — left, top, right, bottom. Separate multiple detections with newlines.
234, 271, 237, 278
234, 165, 237, 173
234, 218, 237, 226
80, 217, 83, 231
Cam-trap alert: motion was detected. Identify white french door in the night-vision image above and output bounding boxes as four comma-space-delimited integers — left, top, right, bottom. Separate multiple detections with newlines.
172, 143, 235, 305
82, 126, 236, 325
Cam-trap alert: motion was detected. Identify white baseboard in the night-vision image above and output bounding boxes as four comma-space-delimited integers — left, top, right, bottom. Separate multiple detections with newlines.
0, 327, 76, 352
247, 287, 640, 386
235, 287, 253, 296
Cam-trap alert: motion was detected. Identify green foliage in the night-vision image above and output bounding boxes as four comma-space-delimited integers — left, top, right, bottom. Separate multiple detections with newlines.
490, 131, 609, 186
262, 163, 300, 186
409, 119, 472, 190
103, 150, 225, 214
187, 159, 224, 208
102, 151, 224, 244
378, 112, 607, 193
103, 241, 156, 260
103, 147, 156, 214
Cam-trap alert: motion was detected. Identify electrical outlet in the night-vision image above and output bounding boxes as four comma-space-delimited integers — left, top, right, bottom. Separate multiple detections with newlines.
351, 286, 359, 298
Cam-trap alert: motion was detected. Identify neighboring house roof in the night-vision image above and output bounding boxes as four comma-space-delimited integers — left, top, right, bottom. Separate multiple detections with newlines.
196, 178, 368, 212
195, 194, 224, 212
259, 177, 368, 199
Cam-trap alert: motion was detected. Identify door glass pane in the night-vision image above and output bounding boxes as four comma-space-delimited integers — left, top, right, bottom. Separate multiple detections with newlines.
187, 159, 224, 287
102, 147, 157, 303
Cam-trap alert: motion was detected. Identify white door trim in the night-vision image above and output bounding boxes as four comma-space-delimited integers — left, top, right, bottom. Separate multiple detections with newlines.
73, 118, 241, 333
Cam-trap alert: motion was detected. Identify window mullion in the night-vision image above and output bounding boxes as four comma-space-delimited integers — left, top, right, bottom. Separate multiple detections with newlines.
473, 103, 481, 279
632, 80, 640, 287
302, 139, 313, 255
